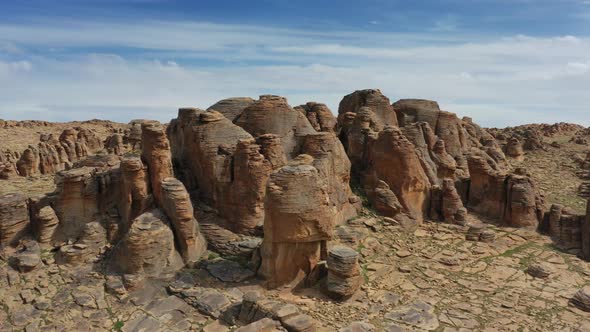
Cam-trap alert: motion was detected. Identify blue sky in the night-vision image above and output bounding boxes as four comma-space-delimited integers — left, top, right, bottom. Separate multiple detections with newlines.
0, 0, 589, 126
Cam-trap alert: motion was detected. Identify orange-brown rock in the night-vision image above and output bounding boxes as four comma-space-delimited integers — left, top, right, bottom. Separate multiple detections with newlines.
161, 177, 207, 264
235, 95, 316, 157
32, 205, 60, 247
0, 193, 30, 247
256, 134, 287, 170
545, 204, 584, 250
393, 99, 441, 128
141, 121, 173, 207
109, 209, 184, 278
441, 178, 466, 224
301, 132, 357, 224
260, 155, 335, 288
105, 133, 126, 155
503, 173, 544, 228
168, 109, 272, 233
339, 89, 398, 129
365, 126, 431, 222
119, 156, 150, 233
16, 146, 40, 177
505, 137, 525, 161
207, 97, 255, 122
466, 154, 507, 217
295, 102, 337, 133
51, 167, 101, 242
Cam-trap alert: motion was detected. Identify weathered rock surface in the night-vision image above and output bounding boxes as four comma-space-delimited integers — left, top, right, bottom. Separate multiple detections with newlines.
109, 209, 184, 278
235, 95, 316, 157
365, 127, 431, 222
296, 102, 337, 133
32, 205, 60, 247
260, 155, 335, 288
0, 192, 30, 247
570, 286, 590, 312
161, 177, 206, 264
326, 246, 361, 299
208, 97, 255, 122
141, 122, 173, 207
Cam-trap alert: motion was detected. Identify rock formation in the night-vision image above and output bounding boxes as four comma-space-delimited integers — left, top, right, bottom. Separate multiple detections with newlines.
326, 246, 361, 300
0, 193, 30, 247
161, 177, 207, 264
260, 155, 335, 288
141, 122, 173, 207
365, 126, 431, 222
295, 102, 337, 133
207, 97, 255, 122
109, 209, 184, 278
32, 205, 60, 247
235, 95, 316, 157
582, 200, 590, 260
119, 156, 150, 233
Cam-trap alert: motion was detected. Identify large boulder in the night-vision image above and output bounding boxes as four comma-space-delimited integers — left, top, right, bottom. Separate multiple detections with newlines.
0, 193, 31, 247
141, 121, 173, 207
260, 155, 335, 288
295, 102, 337, 133
109, 209, 184, 278
160, 178, 207, 264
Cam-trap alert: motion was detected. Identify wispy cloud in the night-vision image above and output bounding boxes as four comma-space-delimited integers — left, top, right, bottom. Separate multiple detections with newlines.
0, 19, 588, 127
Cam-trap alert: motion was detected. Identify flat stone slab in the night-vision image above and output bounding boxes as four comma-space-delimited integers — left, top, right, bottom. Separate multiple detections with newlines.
206, 259, 255, 282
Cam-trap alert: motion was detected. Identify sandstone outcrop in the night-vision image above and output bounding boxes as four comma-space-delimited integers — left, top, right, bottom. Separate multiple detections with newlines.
295, 102, 337, 133
326, 246, 361, 300
161, 177, 207, 264
119, 156, 151, 233
505, 137, 525, 161
0, 193, 31, 247
235, 95, 316, 157
339, 89, 398, 129
365, 126, 431, 222
141, 122, 173, 207
207, 97, 255, 122
32, 205, 60, 247
56, 221, 107, 265
260, 155, 335, 288
504, 173, 544, 228
582, 200, 590, 260
109, 209, 184, 278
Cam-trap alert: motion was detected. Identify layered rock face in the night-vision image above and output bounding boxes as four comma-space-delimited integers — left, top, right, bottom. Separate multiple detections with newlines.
365, 127, 431, 221
161, 177, 207, 264
207, 97, 255, 122
260, 155, 335, 288
141, 122, 173, 207
335, 90, 539, 228
326, 246, 361, 300
168, 108, 271, 233
0, 193, 30, 247
109, 209, 184, 278
339, 89, 398, 129
119, 156, 150, 232
295, 102, 337, 133
544, 204, 585, 250
169, 100, 357, 234
235, 95, 316, 157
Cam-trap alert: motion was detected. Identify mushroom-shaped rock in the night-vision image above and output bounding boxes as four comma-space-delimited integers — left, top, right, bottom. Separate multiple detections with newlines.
260, 155, 336, 288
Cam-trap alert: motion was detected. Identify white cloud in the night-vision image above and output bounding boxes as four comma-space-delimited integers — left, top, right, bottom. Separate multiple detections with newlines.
0, 19, 588, 127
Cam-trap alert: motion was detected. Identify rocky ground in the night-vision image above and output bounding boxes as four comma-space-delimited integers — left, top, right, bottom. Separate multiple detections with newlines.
510, 134, 588, 214
1, 210, 589, 332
